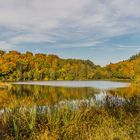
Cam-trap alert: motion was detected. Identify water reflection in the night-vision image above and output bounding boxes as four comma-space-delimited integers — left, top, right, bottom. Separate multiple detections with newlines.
10, 85, 99, 105
0, 84, 139, 115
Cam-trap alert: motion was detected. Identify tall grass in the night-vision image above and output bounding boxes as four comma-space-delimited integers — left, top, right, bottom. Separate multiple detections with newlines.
0, 95, 139, 140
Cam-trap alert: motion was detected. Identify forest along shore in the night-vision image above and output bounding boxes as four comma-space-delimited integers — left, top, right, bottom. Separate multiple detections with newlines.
0, 50, 140, 82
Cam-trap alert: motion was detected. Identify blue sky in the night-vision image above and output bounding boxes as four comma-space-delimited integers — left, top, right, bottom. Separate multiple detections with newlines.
0, 0, 140, 66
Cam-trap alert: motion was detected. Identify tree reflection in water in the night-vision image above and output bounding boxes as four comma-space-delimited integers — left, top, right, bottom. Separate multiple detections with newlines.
0, 84, 139, 139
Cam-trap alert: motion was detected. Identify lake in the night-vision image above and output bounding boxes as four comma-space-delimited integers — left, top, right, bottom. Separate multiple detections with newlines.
12, 80, 130, 89
8, 81, 130, 108
0, 81, 139, 139
0, 80, 133, 110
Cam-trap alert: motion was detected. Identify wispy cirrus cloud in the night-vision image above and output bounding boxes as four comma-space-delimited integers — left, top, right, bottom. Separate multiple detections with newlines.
0, 0, 140, 65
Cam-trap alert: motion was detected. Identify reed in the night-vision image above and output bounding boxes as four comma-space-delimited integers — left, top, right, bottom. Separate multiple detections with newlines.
0, 98, 139, 140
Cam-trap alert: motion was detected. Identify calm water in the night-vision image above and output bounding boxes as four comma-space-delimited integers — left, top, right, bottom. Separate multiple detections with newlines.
12, 80, 130, 89
0, 81, 139, 114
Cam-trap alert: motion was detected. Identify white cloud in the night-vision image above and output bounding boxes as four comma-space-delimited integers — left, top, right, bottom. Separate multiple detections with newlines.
0, 41, 13, 50
10, 34, 56, 44
115, 44, 140, 51
0, 0, 140, 50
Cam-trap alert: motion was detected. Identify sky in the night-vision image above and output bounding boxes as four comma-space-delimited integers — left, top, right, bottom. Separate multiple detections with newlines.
0, 0, 140, 66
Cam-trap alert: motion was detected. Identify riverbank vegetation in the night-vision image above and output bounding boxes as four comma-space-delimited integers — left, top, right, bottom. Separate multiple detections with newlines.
0, 50, 140, 81
0, 86, 139, 140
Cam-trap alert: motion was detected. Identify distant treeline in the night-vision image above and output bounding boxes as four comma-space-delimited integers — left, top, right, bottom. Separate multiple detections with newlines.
93, 52, 140, 82
0, 50, 140, 81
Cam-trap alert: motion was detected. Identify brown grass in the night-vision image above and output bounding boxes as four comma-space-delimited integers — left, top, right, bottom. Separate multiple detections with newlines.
0, 100, 139, 140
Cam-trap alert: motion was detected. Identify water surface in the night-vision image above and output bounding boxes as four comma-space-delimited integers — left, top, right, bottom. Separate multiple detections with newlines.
12, 80, 130, 89
0, 80, 139, 113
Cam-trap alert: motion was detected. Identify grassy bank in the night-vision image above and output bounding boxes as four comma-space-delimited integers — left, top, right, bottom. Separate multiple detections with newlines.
0, 96, 139, 140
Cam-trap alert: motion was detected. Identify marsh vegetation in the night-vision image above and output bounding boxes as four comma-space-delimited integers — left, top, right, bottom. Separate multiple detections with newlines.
0, 82, 139, 140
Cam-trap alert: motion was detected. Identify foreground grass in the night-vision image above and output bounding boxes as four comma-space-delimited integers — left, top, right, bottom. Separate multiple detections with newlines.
0, 99, 139, 140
